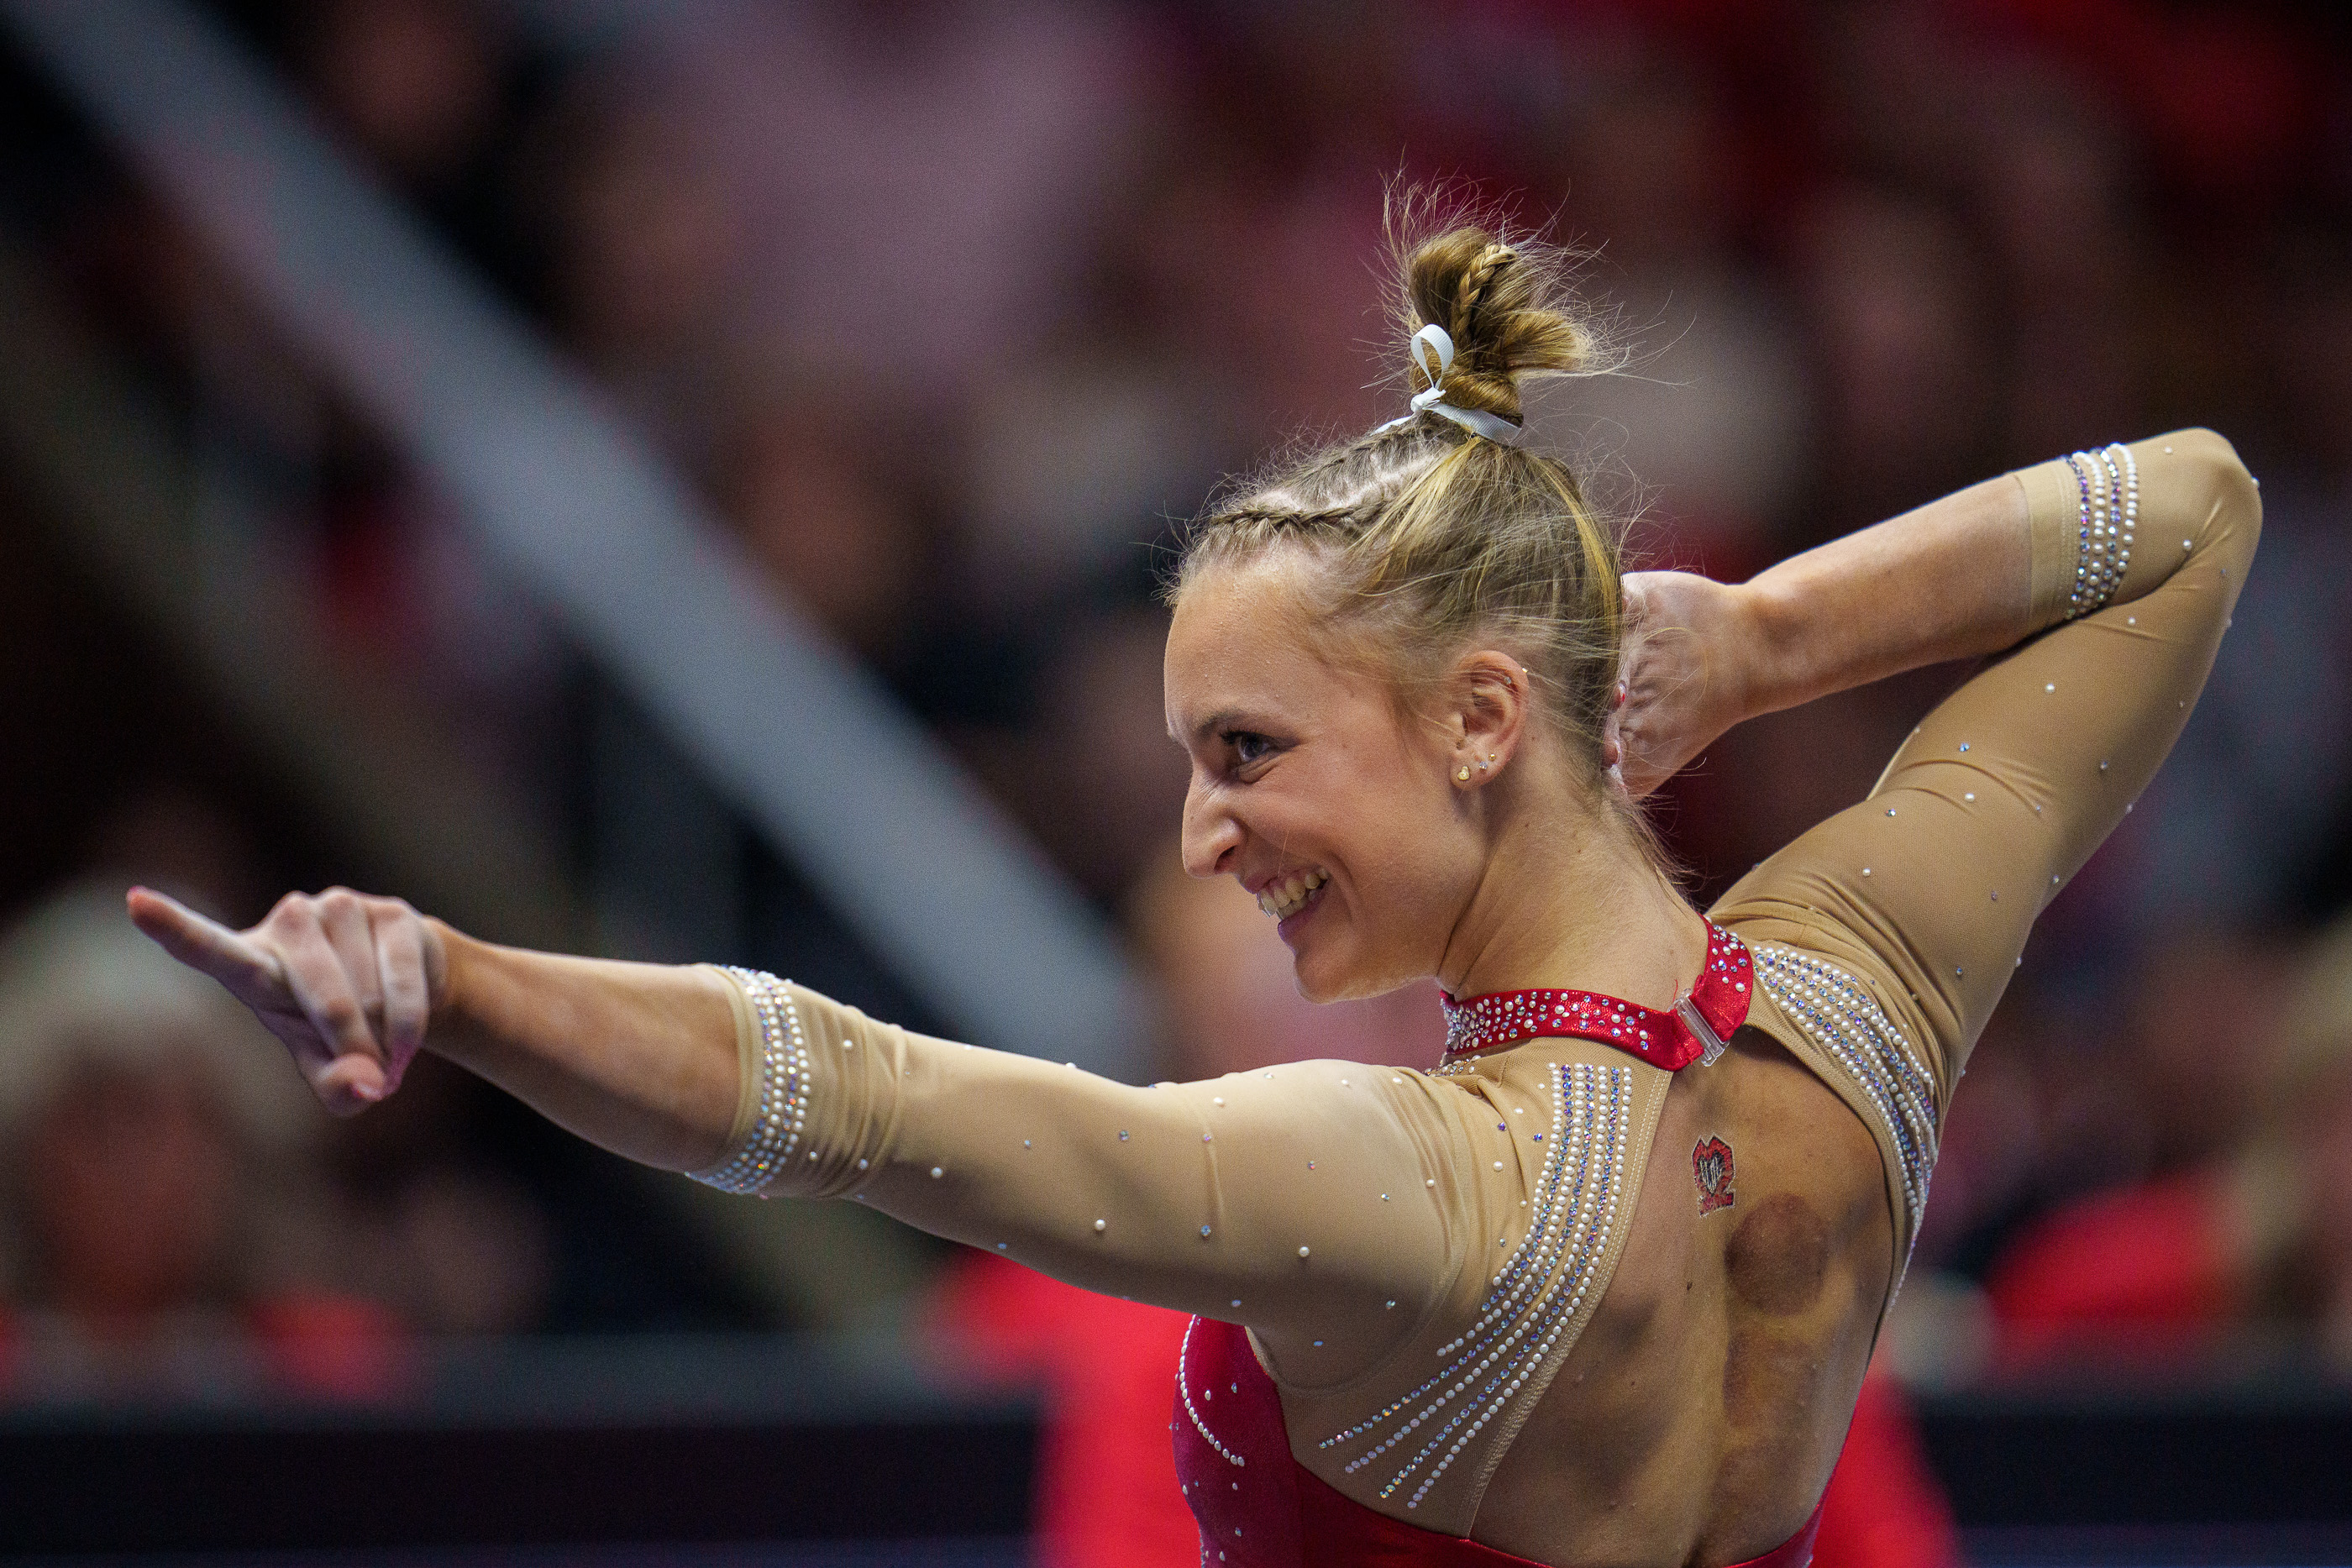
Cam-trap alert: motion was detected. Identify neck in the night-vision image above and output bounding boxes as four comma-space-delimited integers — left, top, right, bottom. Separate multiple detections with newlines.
1437, 792, 1706, 1009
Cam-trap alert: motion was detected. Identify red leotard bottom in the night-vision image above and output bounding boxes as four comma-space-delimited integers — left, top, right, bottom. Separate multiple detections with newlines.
1175, 1316, 1821, 1568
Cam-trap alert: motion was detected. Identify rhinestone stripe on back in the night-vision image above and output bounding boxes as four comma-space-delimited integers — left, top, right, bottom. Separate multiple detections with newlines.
1316, 1060, 1631, 1510
1749, 945, 1940, 1240
689, 968, 811, 1195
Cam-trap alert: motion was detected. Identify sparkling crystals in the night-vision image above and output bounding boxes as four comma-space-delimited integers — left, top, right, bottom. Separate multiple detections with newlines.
1178, 1324, 1247, 1470
2061, 444, 2135, 620
1320, 1061, 1633, 1513
690, 970, 813, 1196
1436, 922, 1753, 1072
1750, 945, 1940, 1255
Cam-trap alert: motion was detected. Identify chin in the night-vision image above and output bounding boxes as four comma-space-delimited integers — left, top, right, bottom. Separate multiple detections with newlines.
1291, 943, 1418, 1006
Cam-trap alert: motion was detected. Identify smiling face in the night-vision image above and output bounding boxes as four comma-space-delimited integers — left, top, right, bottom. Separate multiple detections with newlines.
1165, 553, 1489, 1003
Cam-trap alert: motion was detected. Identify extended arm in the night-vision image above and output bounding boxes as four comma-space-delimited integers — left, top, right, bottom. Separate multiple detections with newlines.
126, 887, 1464, 1372
126, 887, 742, 1170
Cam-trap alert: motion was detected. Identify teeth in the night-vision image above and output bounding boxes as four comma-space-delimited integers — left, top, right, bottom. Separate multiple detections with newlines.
1257, 869, 1329, 920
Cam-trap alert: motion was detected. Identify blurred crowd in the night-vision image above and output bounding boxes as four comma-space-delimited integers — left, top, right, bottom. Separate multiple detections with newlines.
0, 2, 2349, 1556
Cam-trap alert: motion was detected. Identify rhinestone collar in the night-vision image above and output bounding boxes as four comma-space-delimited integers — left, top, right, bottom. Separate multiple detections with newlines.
1438, 920, 1755, 1072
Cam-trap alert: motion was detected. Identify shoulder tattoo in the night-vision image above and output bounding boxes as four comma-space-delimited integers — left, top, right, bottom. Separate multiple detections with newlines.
1693, 1135, 1735, 1215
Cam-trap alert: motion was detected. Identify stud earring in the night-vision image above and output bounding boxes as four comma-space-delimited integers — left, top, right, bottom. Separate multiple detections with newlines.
1478, 755, 1493, 772
1456, 765, 1471, 782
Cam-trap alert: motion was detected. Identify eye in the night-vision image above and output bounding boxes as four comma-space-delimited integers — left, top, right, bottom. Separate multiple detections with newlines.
1224, 730, 1276, 767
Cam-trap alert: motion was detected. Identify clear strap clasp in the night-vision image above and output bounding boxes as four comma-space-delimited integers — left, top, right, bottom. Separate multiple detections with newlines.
1676, 995, 1729, 1067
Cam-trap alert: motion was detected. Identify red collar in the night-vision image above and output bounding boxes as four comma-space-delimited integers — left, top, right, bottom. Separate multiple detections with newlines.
1438, 920, 1754, 1072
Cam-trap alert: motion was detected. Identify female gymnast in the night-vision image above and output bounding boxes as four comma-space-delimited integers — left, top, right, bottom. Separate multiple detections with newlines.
129, 223, 2259, 1567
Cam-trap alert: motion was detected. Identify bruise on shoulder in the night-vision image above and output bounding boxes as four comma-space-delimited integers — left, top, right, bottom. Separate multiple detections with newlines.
1723, 1192, 1831, 1318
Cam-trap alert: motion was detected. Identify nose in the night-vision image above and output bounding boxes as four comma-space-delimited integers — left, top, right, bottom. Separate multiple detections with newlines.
1180, 778, 1241, 879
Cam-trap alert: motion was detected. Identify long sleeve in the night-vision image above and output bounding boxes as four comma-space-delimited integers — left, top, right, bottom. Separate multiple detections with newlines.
1712, 429, 2260, 1253
700, 973, 1473, 1382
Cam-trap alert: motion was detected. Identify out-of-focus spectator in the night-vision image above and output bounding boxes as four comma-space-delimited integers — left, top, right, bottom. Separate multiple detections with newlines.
1984, 914, 2352, 1367
1790, 187, 1996, 539
1538, 45, 1809, 574
298, 0, 501, 194
0, 883, 402, 1400
533, 76, 744, 458
962, 612, 1193, 909
645, 1, 1158, 417
1964, 57, 2145, 463
709, 383, 938, 674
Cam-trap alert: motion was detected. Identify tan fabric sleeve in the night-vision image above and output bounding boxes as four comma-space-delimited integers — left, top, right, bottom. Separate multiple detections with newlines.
708, 975, 1468, 1379
692, 962, 763, 1168
1715, 427, 2261, 1113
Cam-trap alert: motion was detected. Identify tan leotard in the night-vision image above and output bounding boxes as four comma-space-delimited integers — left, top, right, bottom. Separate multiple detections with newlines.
696, 430, 2259, 1551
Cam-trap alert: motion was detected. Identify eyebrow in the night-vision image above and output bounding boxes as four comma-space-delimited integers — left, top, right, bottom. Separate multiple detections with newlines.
1179, 709, 1254, 746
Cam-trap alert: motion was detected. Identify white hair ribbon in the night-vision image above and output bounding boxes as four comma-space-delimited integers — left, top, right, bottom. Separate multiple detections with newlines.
1378, 322, 1525, 444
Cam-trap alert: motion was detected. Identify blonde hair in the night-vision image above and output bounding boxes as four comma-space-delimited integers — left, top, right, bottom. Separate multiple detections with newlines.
1171, 212, 1627, 784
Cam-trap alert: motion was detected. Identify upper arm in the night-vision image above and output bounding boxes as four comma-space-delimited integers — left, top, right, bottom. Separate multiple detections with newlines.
760, 979, 1464, 1372
1714, 430, 2260, 1097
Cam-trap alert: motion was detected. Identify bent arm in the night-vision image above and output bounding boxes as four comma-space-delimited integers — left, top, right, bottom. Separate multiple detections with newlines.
1614, 475, 2030, 794
1735, 470, 2033, 716
1714, 428, 2262, 1095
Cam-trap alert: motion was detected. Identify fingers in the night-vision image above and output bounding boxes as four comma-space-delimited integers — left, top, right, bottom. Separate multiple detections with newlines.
126, 886, 286, 995
317, 888, 386, 1037
370, 900, 431, 1090
267, 893, 386, 1091
130, 884, 423, 1117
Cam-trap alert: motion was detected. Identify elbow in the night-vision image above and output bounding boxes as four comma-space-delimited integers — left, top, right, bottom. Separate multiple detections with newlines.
2160, 427, 2263, 555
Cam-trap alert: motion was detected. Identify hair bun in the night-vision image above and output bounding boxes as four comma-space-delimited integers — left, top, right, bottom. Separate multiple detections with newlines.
1399, 223, 1594, 424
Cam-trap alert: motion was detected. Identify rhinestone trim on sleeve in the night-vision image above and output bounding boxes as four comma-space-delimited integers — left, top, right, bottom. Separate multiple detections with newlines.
2062, 443, 2137, 620
689, 968, 811, 1195
1315, 1061, 1631, 1510
1750, 946, 1939, 1240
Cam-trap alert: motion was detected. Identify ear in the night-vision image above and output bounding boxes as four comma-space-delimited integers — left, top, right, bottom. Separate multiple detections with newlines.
1445, 650, 1530, 788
